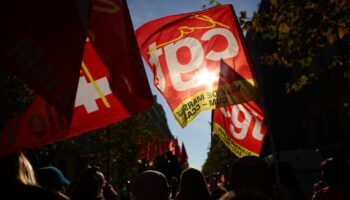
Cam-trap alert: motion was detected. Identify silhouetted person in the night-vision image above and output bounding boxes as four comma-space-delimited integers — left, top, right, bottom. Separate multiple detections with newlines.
130, 170, 170, 200
71, 166, 106, 200
103, 182, 119, 200
229, 156, 273, 198
0, 151, 67, 200
36, 166, 70, 199
271, 161, 306, 200
209, 175, 227, 200
312, 157, 349, 200
176, 168, 211, 200
170, 176, 179, 200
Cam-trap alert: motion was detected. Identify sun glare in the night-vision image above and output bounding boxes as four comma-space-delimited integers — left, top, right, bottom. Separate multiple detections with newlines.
196, 69, 217, 87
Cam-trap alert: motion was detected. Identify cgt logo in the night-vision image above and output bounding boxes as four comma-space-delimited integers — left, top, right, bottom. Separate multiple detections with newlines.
148, 15, 239, 92
220, 104, 265, 142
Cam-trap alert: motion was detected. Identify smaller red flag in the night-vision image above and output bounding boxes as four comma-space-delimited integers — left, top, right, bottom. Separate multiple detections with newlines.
175, 138, 181, 161
213, 101, 267, 157
147, 141, 154, 161
139, 138, 146, 160
168, 138, 176, 155
180, 142, 188, 164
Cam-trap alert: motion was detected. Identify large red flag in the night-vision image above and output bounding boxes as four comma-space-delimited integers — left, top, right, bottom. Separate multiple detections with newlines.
213, 101, 267, 157
0, 0, 153, 157
137, 5, 257, 127
0, 0, 90, 121
88, 0, 153, 114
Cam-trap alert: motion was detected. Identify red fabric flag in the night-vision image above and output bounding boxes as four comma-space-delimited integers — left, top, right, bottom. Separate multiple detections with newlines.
180, 142, 188, 164
213, 101, 267, 157
0, 0, 153, 157
156, 141, 166, 156
0, 0, 90, 121
175, 138, 181, 161
139, 138, 146, 160
168, 138, 176, 155
147, 141, 154, 161
89, 0, 153, 114
136, 5, 257, 127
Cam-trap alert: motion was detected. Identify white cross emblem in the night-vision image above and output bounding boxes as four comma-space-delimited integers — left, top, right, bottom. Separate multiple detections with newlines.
74, 76, 112, 113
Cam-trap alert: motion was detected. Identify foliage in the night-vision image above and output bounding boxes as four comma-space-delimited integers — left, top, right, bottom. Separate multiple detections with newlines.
202, 0, 222, 10
202, 134, 236, 179
239, 0, 350, 93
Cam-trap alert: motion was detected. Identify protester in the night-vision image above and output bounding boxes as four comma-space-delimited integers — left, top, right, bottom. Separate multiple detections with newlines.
270, 161, 307, 200
36, 166, 70, 199
209, 175, 227, 200
170, 176, 179, 200
228, 156, 274, 199
0, 151, 68, 200
130, 170, 170, 200
70, 166, 106, 200
312, 157, 349, 200
103, 182, 119, 200
176, 168, 211, 200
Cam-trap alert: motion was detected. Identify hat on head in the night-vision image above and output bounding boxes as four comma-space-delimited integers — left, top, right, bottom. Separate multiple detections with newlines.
36, 166, 70, 190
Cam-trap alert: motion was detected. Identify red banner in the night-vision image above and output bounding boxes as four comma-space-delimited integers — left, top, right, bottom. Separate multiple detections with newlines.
0, 0, 89, 121
137, 5, 257, 127
0, 0, 153, 156
213, 101, 267, 157
89, 0, 153, 114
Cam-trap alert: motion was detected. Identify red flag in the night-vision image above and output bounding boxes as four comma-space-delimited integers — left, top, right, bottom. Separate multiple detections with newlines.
137, 5, 257, 127
156, 141, 166, 156
0, 0, 153, 157
88, 0, 153, 114
147, 141, 154, 161
139, 138, 146, 160
180, 142, 188, 164
168, 138, 176, 155
0, 0, 90, 121
175, 138, 181, 161
213, 101, 267, 157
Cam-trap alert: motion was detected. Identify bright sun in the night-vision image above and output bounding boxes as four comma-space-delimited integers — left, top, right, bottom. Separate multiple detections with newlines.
196, 69, 217, 87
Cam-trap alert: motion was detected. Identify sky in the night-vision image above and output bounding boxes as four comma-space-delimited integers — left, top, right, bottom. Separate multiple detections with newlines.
126, 0, 261, 170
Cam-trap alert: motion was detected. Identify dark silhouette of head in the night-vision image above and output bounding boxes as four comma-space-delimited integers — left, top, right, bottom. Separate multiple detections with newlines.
131, 170, 170, 200
229, 156, 273, 197
36, 166, 70, 192
176, 168, 211, 200
71, 166, 105, 200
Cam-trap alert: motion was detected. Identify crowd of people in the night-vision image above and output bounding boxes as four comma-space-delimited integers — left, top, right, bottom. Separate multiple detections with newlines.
0, 151, 349, 200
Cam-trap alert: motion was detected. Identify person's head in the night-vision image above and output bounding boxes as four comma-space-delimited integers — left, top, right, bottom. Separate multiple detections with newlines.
320, 157, 347, 185
36, 166, 70, 192
229, 156, 272, 196
71, 166, 106, 200
0, 151, 37, 185
130, 170, 170, 200
177, 168, 211, 200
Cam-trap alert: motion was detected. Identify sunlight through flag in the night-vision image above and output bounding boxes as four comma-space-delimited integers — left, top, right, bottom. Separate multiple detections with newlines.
137, 5, 258, 127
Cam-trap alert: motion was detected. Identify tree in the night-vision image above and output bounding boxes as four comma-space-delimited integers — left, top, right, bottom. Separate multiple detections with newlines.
202, 134, 236, 181
239, 0, 350, 94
